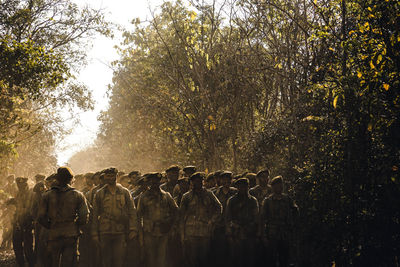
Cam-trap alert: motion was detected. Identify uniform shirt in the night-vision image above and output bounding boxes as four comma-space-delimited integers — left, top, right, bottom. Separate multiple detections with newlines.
180, 188, 222, 238
14, 187, 35, 225
38, 185, 89, 240
260, 193, 298, 240
249, 185, 272, 205
137, 187, 178, 236
160, 181, 177, 194
214, 186, 237, 227
225, 193, 259, 240
91, 184, 138, 236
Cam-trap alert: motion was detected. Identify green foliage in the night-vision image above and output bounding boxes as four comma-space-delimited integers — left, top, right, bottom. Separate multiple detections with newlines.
0, 0, 109, 176
72, 0, 400, 265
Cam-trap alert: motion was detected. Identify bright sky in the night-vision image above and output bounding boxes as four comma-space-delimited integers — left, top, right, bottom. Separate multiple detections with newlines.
56, 0, 164, 165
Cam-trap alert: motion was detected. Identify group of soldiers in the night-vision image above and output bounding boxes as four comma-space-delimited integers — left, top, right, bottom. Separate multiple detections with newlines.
0, 165, 299, 267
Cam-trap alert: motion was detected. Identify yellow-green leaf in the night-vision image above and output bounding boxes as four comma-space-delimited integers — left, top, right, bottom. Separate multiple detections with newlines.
333, 95, 339, 109
383, 83, 390, 91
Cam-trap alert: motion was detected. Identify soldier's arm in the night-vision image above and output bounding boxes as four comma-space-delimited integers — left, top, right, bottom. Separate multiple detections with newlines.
91, 193, 100, 238
125, 190, 139, 234
251, 198, 259, 230
37, 194, 50, 228
209, 191, 222, 225
225, 198, 233, 235
76, 192, 89, 227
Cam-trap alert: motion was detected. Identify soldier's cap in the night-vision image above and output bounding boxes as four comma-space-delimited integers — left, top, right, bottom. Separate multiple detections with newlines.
256, 168, 270, 178
245, 173, 256, 179
235, 178, 249, 187
189, 172, 206, 181
220, 171, 233, 180
57, 167, 74, 181
128, 171, 141, 178
166, 165, 181, 173
214, 170, 224, 178
102, 167, 118, 175
7, 174, 15, 180
183, 166, 196, 173
15, 177, 28, 184
35, 174, 46, 181
270, 175, 283, 185
33, 181, 45, 193
206, 173, 215, 181
146, 172, 162, 181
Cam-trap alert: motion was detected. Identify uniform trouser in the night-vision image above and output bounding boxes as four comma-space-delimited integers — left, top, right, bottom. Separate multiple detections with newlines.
35, 225, 50, 267
229, 238, 256, 267
211, 227, 230, 267
13, 225, 34, 267
265, 239, 290, 267
79, 231, 92, 267
143, 234, 168, 267
124, 237, 142, 267
100, 233, 126, 267
167, 232, 183, 267
48, 236, 78, 267
184, 236, 210, 267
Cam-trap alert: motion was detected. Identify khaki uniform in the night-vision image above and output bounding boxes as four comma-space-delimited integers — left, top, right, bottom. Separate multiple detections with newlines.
180, 188, 222, 267
160, 181, 177, 194
13, 187, 35, 267
260, 193, 298, 267
137, 188, 178, 267
249, 185, 272, 204
91, 184, 138, 267
38, 185, 89, 267
212, 186, 237, 267
225, 193, 259, 267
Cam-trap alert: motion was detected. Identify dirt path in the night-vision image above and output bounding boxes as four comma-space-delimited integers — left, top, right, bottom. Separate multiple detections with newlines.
0, 249, 16, 267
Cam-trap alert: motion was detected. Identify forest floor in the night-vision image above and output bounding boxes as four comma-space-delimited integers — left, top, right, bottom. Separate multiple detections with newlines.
0, 249, 15, 267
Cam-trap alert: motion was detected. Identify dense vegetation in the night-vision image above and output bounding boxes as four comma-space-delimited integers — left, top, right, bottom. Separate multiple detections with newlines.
0, 0, 109, 175
1, 0, 399, 265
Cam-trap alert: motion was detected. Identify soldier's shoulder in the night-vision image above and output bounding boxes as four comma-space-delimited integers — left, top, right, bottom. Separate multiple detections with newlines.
160, 183, 167, 189
249, 185, 260, 193
116, 184, 131, 194
181, 190, 193, 200
229, 187, 238, 193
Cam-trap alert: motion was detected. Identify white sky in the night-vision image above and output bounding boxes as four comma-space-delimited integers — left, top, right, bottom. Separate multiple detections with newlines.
56, 0, 164, 165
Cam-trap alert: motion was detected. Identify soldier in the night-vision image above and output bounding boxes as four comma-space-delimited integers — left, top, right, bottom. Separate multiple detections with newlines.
245, 173, 257, 188
250, 169, 272, 205
37, 167, 89, 267
161, 165, 181, 194
225, 178, 259, 267
32, 180, 46, 267
131, 175, 148, 207
5, 174, 18, 197
85, 171, 105, 205
137, 172, 178, 267
182, 166, 196, 178
91, 167, 138, 267
12, 177, 35, 267
119, 174, 131, 189
260, 176, 298, 267
180, 172, 222, 267
128, 171, 141, 191
204, 173, 217, 189
81, 172, 94, 195
173, 177, 189, 206
213, 171, 238, 267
